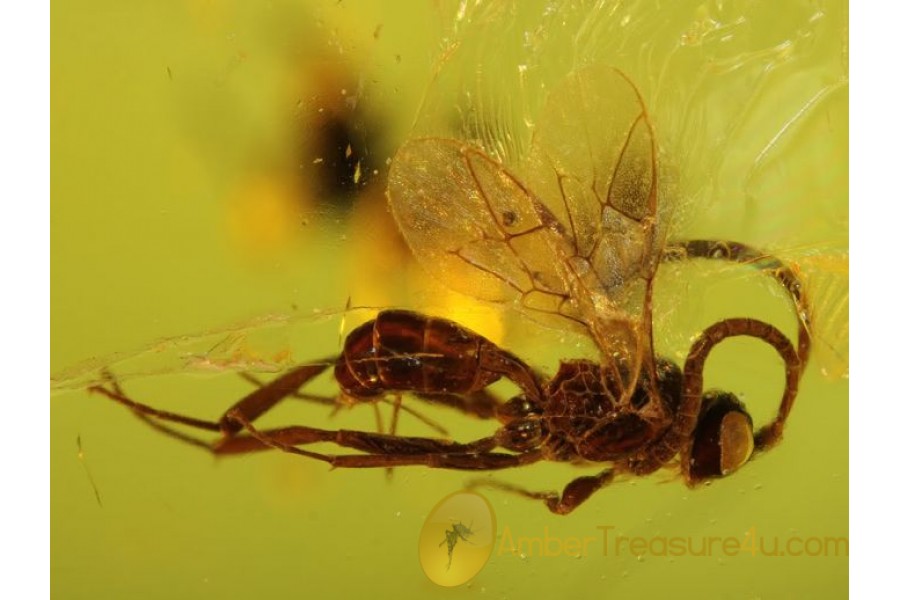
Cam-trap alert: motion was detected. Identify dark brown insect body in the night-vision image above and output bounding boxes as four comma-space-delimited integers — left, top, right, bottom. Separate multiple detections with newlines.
329, 307, 795, 478
335, 310, 676, 463
91, 281, 802, 515
334, 310, 538, 401
89, 65, 809, 514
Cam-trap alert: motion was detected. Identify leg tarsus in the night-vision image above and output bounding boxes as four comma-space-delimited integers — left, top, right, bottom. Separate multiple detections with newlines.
468, 469, 614, 515
89, 383, 222, 433
417, 390, 504, 420
131, 412, 216, 451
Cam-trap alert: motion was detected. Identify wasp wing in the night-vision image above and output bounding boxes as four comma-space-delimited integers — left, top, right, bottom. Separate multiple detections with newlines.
388, 137, 582, 317
387, 65, 659, 397
789, 246, 848, 380
524, 65, 661, 388
524, 66, 659, 305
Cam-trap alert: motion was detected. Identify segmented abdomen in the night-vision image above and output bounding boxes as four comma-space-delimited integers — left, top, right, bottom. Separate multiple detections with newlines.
334, 310, 501, 397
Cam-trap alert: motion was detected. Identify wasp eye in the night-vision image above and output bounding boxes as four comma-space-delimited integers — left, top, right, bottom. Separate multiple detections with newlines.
689, 392, 754, 482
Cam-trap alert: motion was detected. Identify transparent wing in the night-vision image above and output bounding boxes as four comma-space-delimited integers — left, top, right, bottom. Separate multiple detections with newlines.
50, 308, 360, 394
789, 246, 848, 380
525, 66, 659, 282
388, 137, 582, 319
652, 240, 848, 383
387, 65, 659, 397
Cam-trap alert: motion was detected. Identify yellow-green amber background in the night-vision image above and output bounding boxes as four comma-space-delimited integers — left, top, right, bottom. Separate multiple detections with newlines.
52, 1, 848, 598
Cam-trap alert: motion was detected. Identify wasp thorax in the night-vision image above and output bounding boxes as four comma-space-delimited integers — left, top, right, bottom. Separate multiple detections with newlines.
544, 360, 616, 423
689, 392, 754, 482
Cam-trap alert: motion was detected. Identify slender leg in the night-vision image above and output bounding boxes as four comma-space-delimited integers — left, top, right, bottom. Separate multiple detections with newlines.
89, 361, 332, 437
131, 411, 216, 451
467, 469, 614, 515
388, 394, 402, 435
242, 368, 500, 434
215, 422, 500, 456
92, 377, 541, 472
243, 372, 453, 435
91, 379, 221, 432
118, 411, 459, 459
93, 367, 514, 459
417, 390, 504, 420
663, 240, 811, 373
383, 394, 403, 479
390, 402, 450, 436
629, 318, 801, 477
218, 362, 334, 434
372, 401, 385, 434
239, 372, 335, 406
329, 450, 543, 470
224, 408, 544, 470
114, 413, 458, 457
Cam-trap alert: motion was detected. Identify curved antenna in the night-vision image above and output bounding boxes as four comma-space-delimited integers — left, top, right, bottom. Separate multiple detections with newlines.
662, 240, 811, 374
677, 318, 802, 478
630, 318, 801, 476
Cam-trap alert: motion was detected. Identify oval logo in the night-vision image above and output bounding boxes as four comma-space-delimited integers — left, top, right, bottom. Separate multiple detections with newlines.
419, 491, 496, 587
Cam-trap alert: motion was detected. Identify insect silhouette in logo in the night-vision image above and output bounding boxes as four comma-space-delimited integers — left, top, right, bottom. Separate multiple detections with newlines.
439, 521, 475, 569
90, 65, 810, 514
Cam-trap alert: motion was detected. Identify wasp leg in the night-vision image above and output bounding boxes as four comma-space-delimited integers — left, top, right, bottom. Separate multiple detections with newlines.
93, 372, 510, 457
630, 318, 801, 477
663, 239, 811, 372
129, 411, 217, 451
214, 424, 498, 456
91, 379, 221, 432
216, 362, 334, 434
239, 372, 336, 407
330, 450, 543, 470
240, 372, 497, 432
224, 408, 543, 469
382, 395, 402, 480
94, 410, 438, 458
121, 412, 348, 456
89, 360, 334, 437
467, 469, 615, 515
95, 378, 507, 459
417, 390, 504, 420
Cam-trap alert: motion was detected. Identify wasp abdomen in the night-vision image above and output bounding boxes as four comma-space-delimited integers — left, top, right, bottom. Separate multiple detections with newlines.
334, 310, 501, 397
